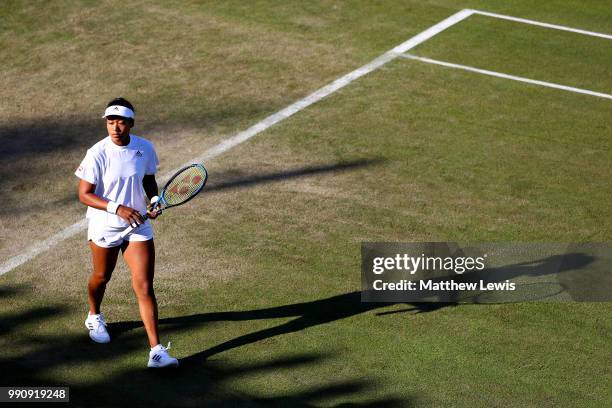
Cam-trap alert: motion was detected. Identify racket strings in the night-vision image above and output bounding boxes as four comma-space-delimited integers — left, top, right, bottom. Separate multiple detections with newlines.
162, 166, 207, 206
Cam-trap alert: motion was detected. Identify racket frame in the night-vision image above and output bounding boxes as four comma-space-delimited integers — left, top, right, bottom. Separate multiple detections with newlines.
117, 163, 208, 239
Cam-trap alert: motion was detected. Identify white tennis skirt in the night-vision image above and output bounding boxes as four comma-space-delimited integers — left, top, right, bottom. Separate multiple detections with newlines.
88, 219, 154, 248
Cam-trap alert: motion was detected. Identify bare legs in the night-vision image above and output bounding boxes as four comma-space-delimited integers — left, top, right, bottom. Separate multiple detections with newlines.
87, 239, 160, 347
88, 242, 120, 314
122, 240, 160, 348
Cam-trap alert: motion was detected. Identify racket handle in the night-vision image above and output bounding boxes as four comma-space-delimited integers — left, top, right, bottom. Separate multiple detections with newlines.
118, 225, 136, 240
118, 213, 150, 239
117, 197, 159, 240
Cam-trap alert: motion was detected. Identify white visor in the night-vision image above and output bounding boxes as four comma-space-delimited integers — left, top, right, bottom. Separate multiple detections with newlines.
102, 105, 135, 119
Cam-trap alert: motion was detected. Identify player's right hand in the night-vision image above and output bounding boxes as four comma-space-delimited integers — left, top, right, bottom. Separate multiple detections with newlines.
116, 205, 145, 227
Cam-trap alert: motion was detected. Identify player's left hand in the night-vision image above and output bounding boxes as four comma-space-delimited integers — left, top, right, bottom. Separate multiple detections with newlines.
147, 206, 162, 219
147, 196, 162, 219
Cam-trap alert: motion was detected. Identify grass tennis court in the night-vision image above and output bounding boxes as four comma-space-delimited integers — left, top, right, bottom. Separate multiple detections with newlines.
0, 1, 610, 406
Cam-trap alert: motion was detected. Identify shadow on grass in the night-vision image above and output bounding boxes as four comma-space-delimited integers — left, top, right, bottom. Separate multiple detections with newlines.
421, 251, 595, 304
112, 251, 595, 360
364, 241, 597, 304
109, 291, 438, 362
0, 288, 408, 407
0, 306, 64, 335
0, 100, 274, 161
203, 158, 385, 194
69, 353, 407, 407
0, 144, 382, 217
0, 284, 24, 298
0, 117, 101, 160
0, 117, 104, 216
0, 246, 593, 406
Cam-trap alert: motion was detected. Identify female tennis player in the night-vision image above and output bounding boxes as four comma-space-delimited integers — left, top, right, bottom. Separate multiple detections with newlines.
75, 97, 178, 368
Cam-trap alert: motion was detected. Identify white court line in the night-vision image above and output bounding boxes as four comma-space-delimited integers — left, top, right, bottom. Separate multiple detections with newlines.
0, 9, 474, 276
401, 54, 612, 100
471, 9, 612, 40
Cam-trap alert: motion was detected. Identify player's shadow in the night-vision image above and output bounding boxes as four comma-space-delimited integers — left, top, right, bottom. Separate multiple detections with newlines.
398, 251, 595, 304
373, 251, 596, 313
109, 291, 440, 363
110, 250, 597, 362
202, 157, 385, 194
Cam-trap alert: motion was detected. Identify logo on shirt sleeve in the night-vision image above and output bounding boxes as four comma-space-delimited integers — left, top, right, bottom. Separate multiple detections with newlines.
136, 150, 143, 157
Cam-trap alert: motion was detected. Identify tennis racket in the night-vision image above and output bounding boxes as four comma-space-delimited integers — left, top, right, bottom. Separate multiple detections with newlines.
117, 163, 208, 239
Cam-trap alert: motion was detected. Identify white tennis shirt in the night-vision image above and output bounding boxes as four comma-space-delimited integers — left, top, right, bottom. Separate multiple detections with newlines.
75, 135, 159, 228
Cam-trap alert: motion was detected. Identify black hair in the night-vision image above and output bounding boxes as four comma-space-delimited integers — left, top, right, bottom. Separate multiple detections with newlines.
105, 97, 135, 125
106, 97, 135, 112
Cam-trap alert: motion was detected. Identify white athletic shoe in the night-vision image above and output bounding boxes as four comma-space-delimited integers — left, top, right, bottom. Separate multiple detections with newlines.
85, 313, 110, 344
148, 342, 179, 368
